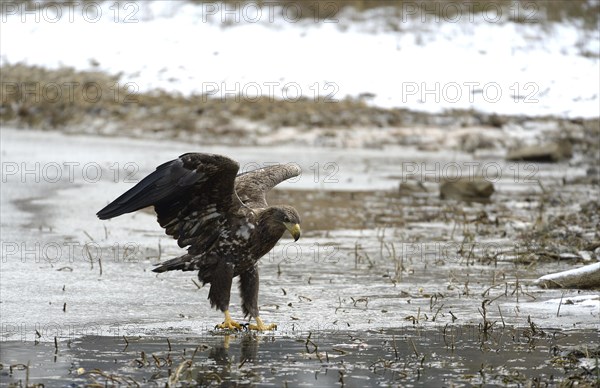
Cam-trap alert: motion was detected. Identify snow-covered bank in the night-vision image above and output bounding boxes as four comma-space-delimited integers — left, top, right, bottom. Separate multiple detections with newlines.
1, 1, 598, 118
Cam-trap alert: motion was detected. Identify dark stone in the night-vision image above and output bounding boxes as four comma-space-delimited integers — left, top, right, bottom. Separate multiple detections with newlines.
506, 141, 573, 162
439, 178, 495, 202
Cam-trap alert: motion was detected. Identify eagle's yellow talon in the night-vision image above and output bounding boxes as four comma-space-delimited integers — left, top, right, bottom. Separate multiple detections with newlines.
247, 316, 277, 331
215, 321, 243, 330
216, 311, 243, 331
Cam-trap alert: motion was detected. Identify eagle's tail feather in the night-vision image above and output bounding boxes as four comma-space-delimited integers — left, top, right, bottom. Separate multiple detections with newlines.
153, 255, 215, 285
152, 254, 196, 273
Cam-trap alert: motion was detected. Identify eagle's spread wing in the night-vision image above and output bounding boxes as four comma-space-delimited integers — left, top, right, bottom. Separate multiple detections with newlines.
97, 153, 240, 249
235, 163, 301, 208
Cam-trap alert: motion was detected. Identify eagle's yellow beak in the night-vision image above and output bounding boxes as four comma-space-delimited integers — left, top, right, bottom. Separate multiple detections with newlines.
284, 222, 301, 241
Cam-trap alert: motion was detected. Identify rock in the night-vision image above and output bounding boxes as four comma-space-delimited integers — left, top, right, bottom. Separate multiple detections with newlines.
399, 181, 428, 196
506, 141, 573, 162
578, 251, 593, 262
439, 178, 494, 202
535, 262, 600, 289
559, 252, 581, 260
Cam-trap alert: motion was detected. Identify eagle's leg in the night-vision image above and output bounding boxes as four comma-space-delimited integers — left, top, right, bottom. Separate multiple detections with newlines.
240, 265, 277, 331
250, 316, 277, 331
217, 310, 243, 331
209, 262, 243, 330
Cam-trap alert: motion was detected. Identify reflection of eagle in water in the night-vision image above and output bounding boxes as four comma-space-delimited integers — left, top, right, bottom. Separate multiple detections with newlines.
97, 153, 301, 331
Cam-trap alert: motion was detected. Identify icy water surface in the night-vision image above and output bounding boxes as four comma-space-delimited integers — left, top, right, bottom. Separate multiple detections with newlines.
2, 328, 598, 386
1, 129, 598, 386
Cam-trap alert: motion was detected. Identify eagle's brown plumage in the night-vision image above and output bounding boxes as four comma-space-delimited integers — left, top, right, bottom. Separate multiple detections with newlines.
97, 153, 301, 330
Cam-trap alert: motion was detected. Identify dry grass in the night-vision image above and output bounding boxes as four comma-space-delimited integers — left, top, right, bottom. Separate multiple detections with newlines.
189, 0, 599, 27
2, 63, 598, 149
0, 64, 498, 140
3, 0, 598, 27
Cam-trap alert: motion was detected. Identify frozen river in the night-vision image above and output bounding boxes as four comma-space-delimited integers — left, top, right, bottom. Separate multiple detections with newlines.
1, 128, 598, 386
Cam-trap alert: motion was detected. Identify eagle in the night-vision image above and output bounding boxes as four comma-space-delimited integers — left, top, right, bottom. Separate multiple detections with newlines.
96, 153, 302, 331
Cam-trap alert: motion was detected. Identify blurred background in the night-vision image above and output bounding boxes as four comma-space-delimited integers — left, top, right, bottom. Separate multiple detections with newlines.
2, 0, 598, 145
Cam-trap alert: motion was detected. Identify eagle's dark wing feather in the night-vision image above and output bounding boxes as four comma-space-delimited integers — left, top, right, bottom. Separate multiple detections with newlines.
97, 153, 240, 249
234, 164, 301, 208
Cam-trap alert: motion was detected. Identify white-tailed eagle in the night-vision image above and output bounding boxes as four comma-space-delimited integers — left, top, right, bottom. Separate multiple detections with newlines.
97, 153, 301, 331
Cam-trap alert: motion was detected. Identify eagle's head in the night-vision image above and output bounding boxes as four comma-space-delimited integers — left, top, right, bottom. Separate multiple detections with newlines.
271, 205, 302, 241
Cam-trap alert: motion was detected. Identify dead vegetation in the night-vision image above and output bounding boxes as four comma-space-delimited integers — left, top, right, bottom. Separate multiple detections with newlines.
2, 63, 599, 149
